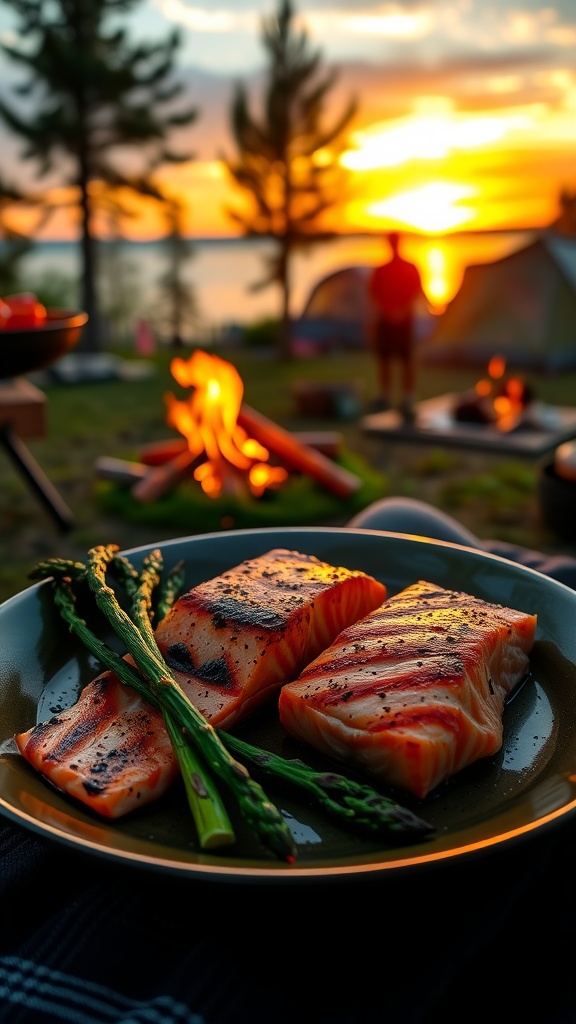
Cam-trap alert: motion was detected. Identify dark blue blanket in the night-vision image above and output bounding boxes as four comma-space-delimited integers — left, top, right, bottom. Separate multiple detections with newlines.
1, 816, 575, 1023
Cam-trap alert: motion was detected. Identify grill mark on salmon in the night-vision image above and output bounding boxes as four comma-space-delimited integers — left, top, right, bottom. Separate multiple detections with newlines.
16, 670, 178, 819
15, 548, 386, 818
278, 580, 537, 800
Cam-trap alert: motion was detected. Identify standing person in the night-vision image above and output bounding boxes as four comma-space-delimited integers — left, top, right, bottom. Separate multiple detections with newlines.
367, 231, 424, 421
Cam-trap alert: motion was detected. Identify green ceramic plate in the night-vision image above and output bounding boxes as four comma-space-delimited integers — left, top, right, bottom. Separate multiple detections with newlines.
1, 526, 575, 884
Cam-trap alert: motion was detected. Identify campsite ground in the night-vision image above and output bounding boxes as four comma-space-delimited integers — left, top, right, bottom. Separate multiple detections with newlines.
1, 344, 575, 606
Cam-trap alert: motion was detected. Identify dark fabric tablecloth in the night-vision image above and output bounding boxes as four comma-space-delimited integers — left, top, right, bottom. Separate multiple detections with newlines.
1, 816, 576, 1023
2, 501, 576, 1023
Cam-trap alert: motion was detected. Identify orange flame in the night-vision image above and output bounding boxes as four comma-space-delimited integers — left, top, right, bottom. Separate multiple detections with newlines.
487, 354, 506, 380
475, 354, 506, 399
165, 349, 288, 498
470, 355, 531, 431
474, 378, 492, 398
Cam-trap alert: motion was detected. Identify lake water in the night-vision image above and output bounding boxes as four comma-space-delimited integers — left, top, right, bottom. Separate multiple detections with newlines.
20, 231, 534, 340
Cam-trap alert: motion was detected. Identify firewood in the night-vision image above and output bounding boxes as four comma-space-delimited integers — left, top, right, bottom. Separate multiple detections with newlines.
139, 430, 343, 465
131, 449, 203, 503
237, 405, 361, 498
94, 457, 149, 485
132, 406, 359, 502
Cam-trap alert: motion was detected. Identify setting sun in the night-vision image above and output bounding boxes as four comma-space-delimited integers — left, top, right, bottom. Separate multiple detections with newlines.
366, 182, 478, 234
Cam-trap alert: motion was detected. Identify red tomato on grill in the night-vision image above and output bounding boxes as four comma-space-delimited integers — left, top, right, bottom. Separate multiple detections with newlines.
0, 293, 48, 330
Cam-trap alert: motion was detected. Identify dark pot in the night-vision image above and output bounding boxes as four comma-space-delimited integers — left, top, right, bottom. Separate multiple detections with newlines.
538, 461, 576, 541
0, 310, 88, 379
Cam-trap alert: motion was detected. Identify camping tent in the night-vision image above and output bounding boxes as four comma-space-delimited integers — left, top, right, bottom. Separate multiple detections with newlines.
291, 264, 433, 355
421, 231, 576, 372
291, 266, 372, 354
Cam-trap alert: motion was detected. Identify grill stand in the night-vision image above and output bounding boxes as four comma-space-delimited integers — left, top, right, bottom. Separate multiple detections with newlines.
0, 379, 74, 532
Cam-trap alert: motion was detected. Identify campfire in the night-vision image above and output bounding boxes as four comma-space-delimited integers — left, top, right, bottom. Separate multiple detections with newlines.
162, 350, 289, 500
453, 355, 534, 433
95, 350, 387, 530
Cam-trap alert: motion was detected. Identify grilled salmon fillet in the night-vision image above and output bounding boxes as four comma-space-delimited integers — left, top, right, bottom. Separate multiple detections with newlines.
278, 580, 537, 799
15, 668, 178, 819
153, 547, 386, 729
15, 548, 385, 818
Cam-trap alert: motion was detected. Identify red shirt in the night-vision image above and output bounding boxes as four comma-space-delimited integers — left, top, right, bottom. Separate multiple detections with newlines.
369, 256, 422, 323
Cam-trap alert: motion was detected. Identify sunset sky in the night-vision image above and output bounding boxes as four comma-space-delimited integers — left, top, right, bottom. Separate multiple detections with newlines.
0, 0, 575, 241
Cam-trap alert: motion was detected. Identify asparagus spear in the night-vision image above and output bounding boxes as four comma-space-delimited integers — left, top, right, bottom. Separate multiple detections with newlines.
30, 557, 86, 581
110, 552, 185, 625
219, 732, 434, 839
83, 544, 296, 863
156, 558, 185, 622
112, 549, 236, 849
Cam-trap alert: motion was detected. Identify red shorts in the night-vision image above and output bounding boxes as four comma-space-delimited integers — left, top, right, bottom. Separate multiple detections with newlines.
374, 318, 413, 359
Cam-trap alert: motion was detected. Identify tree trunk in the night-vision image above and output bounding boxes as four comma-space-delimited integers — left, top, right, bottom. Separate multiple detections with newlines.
277, 242, 293, 361
76, 160, 103, 354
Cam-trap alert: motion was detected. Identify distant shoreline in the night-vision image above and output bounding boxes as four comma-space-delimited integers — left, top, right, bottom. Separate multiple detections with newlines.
18, 229, 541, 334
31, 226, 541, 249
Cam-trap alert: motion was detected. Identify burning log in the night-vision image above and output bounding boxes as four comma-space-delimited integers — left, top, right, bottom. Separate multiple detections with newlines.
139, 438, 194, 466
453, 391, 497, 425
139, 430, 344, 465
237, 404, 361, 499
132, 449, 204, 504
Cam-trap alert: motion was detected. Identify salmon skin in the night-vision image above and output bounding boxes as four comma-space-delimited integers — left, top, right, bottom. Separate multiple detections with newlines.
278, 580, 537, 800
15, 548, 385, 818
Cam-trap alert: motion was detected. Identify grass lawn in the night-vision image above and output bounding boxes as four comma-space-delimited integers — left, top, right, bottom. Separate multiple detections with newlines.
1, 342, 575, 605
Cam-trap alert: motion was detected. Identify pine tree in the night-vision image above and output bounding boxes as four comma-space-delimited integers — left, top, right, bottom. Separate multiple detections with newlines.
0, 0, 198, 353
223, 0, 356, 359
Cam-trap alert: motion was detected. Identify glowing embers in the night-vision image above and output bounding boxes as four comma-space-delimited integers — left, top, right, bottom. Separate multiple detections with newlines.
166, 350, 288, 499
454, 355, 534, 433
